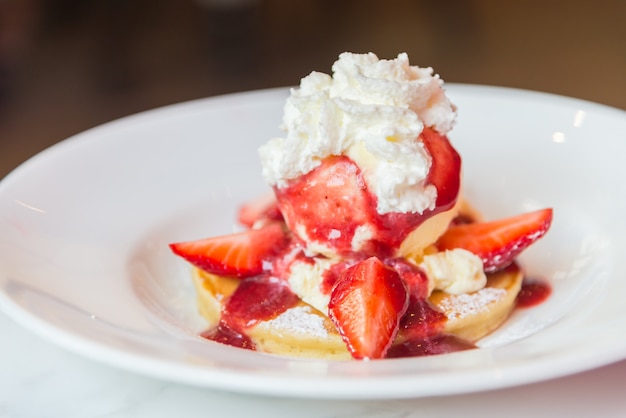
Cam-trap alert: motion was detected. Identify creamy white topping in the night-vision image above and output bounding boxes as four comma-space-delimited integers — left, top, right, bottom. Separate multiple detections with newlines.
288, 258, 334, 314
350, 224, 375, 253
259, 52, 456, 214
294, 224, 335, 258
419, 249, 487, 295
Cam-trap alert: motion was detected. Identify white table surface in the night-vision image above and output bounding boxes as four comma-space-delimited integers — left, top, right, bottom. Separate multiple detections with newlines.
2, 310, 625, 418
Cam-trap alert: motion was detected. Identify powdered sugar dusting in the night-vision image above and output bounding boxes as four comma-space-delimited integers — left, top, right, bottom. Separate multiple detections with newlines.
262, 305, 330, 338
438, 288, 507, 319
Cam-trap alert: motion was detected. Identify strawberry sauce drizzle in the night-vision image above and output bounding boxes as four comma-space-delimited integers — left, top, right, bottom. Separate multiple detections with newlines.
516, 279, 552, 308
399, 298, 447, 340
222, 275, 299, 329
202, 275, 300, 350
320, 258, 363, 295
387, 334, 476, 358
201, 324, 255, 350
388, 289, 477, 358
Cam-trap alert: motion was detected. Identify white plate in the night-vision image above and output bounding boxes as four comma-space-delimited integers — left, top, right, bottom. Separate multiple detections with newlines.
1, 85, 625, 399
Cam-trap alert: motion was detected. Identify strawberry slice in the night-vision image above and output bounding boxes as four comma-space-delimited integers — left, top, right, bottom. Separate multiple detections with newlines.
436, 208, 553, 273
385, 257, 430, 299
385, 258, 446, 341
237, 192, 283, 228
275, 156, 379, 255
328, 257, 409, 359
169, 222, 288, 278
420, 127, 461, 208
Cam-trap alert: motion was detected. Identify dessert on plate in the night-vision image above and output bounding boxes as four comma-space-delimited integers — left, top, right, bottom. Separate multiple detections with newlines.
169, 52, 553, 360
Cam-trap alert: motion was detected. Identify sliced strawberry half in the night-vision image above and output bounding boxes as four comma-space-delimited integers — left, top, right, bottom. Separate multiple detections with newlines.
377, 129, 462, 249
274, 156, 379, 255
385, 258, 447, 340
169, 222, 288, 278
328, 257, 409, 360
436, 208, 553, 273
385, 257, 430, 299
237, 192, 283, 228
420, 127, 461, 208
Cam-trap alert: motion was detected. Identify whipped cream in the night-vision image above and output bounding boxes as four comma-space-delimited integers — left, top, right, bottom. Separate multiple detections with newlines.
259, 52, 457, 215
287, 257, 334, 314
419, 249, 486, 295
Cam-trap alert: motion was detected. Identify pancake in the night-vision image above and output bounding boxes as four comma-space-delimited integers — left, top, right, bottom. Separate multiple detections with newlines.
191, 263, 523, 359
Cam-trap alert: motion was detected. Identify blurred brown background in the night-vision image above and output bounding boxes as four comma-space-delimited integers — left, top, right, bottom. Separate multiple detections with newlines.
0, 0, 625, 179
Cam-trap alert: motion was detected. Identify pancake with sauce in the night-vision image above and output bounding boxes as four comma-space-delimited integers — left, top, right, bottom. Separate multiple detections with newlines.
191, 263, 523, 360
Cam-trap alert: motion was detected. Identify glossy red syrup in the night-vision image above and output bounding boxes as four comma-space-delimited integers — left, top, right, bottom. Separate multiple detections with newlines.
201, 324, 255, 350
320, 258, 363, 295
386, 258, 430, 299
203, 274, 299, 349
389, 295, 476, 357
516, 279, 552, 308
387, 335, 475, 358
399, 298, 447, 340
222, 275, 299, 330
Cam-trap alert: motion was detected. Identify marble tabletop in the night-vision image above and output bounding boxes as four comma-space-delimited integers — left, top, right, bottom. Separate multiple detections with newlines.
1, 310, 625, 418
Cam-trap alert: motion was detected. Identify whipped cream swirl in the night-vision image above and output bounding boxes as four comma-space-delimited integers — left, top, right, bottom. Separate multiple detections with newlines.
259, 52, 457, 214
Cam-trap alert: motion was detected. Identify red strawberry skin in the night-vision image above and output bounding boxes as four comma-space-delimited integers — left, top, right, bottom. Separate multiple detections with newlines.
222, 275, 300, 332
436, 208, 553, 272
420, 127, 461, 208
385, 257, 430, 299
237, 192, 283, 228
169, 222, 288, 278
275, 156, 379, 255
385, 258, 447, 341
328, 257, 409, 360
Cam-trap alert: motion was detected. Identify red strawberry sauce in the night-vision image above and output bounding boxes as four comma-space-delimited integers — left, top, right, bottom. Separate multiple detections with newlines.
516, 279, 552, 308
387, 335, 476, 358
201, 324, 255, 350
203, 275, 300, 349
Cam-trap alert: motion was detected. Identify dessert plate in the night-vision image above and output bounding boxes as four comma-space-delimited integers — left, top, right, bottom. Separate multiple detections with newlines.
1, 85, 625, 399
